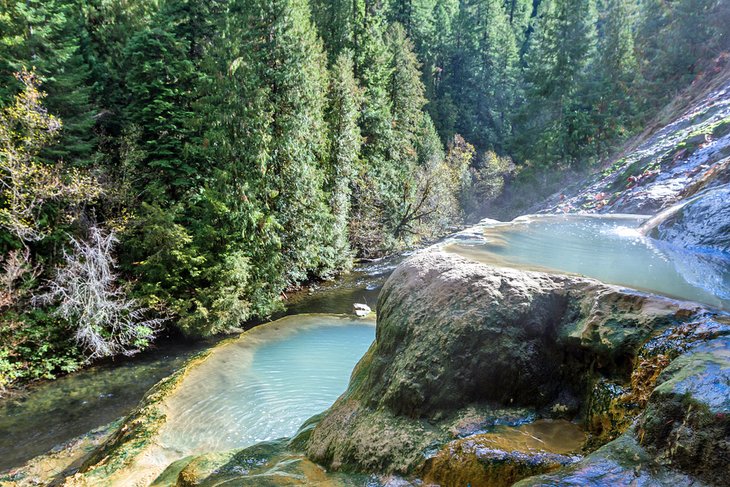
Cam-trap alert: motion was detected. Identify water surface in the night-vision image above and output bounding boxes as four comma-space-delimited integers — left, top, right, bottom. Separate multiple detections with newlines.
0, 339, 210, 472
0, 256, 397, 473
443, 214, 730, 311
158, 314, 375, 456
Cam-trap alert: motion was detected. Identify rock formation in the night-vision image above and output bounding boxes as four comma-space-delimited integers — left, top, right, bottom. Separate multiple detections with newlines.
305, 251, 729, 485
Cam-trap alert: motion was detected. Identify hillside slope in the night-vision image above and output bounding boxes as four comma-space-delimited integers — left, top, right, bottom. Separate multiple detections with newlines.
538, 59, 730, 215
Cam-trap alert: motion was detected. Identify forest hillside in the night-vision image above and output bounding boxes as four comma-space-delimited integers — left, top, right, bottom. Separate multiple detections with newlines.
0, 0, 728, 391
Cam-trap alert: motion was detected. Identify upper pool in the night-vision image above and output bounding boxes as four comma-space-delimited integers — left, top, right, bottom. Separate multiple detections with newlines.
442, 214, 730, 311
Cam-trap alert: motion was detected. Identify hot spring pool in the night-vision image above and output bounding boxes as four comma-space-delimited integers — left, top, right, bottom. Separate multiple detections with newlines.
157, 314, 375, 457
443, 214, 730, 311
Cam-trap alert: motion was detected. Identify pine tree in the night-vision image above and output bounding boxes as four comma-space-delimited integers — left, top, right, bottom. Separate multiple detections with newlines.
82, 0, 158, 136
637, 0, 730, 89
0, 0, 97, 164
120, 0, 229, 198
356, 5, 395, 169
427, 0, 461, 141
310, 0, 363, 58
384, 0, 437, 57
519, 0, 598, 165
224, 0, 335, 283
439, 0, 519, 151
388, 23, 429, 167
122, 27, 197, 196
503, 0, 533, 50
326, 51, 362, 268
591, 0, 640, 148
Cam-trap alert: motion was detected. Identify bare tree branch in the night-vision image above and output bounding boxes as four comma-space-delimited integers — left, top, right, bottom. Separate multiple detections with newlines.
37, 226, 163, 360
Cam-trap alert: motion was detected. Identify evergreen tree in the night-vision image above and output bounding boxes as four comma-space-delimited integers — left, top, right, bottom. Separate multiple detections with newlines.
591, 0, 640, 148
224, 0, 335, 283
326, 51, 362, 268
388, 23, 429, 167
356, 5, 395, 169
122, 27, 197, 196
82, 0, 158, 136
384, 0, 438, 57
310, 0, 362, 58
426, 0, 461, 141
440, 0, 520, 151
0, 0, 97, 164
503, 0, 534, 50
518, 0, 598, 165
637, 0, 730, 89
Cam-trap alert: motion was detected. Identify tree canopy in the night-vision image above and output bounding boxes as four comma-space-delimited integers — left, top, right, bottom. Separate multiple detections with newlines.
1, 0, 727, 388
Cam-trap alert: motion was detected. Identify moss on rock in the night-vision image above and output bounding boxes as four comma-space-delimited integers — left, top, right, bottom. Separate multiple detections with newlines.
638, 338, 730, 484
151, 440, 370, 487
306, 251, 727, 484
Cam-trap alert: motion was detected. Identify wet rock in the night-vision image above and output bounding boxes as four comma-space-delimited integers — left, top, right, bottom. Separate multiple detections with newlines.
643, 184, 730, 254
514, 434, 705, 486
68, 350, 214, 486
353, 303, 372, 317
637, 337, 730, 484
584, 317, 730, 448
0, 421, 120, 487
536, 72, 730, 216
421, 420, 585, 487
151, 440, 371, 487
423, 441, 578, 487
306, 251, 708, 474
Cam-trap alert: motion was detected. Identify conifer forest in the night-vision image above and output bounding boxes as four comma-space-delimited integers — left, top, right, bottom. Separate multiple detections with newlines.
0, 0, 728, 392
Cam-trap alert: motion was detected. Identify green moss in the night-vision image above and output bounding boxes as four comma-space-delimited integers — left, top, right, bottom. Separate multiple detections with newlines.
686, 115, 730, 140
161, 440, 370, 486
710, 117, 730, 138
150, 456, 196, 487
601, 158, 627, 178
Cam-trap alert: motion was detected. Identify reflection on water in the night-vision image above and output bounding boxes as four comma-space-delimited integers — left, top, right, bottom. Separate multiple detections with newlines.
480, 419, 586, 455
443, 214, 730, 311
158, 314, 375, 456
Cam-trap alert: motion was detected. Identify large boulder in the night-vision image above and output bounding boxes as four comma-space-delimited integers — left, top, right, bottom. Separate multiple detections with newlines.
643, 184, 730, 254
305, 251, 717, 480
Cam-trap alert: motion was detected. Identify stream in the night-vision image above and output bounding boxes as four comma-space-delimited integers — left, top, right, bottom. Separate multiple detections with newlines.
2, 213, 729, 475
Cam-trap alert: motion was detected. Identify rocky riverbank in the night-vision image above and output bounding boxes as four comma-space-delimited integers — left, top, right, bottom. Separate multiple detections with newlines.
34, 252, 724, 486
5, 69, 730, 487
